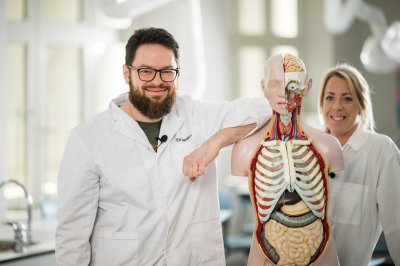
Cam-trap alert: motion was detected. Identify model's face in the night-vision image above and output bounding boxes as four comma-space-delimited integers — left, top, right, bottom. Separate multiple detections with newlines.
322, 76, 360, 142
263, 67, 306, 115
263, 62, 288, 115
123, 44, 178, 119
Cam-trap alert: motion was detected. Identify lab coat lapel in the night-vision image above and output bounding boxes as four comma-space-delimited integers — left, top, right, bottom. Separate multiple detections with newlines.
109, 103, 152, 149
114, 120, 150, 146
157, 107, 184, 155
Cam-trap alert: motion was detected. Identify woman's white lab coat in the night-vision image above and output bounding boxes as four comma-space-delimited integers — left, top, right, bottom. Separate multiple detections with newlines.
328, 124, 400, 266
56, 93, 270, 266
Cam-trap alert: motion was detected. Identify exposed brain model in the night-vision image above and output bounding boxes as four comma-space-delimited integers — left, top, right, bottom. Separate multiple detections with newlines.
284, 53, 306, 72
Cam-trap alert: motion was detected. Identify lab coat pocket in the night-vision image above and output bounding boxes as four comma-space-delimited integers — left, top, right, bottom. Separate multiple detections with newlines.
93, 231, 139, 266
189, 211, 224, 264
328, 180, 368, 225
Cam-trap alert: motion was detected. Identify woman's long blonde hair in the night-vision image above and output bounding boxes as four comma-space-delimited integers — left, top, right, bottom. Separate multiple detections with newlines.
319, 63, 375, 132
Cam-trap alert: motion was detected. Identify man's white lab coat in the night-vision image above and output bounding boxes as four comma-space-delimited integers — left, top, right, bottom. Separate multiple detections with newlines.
56, 93, 270, 266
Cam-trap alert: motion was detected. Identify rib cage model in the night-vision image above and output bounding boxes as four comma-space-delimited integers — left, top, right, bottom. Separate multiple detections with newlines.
249, 113, 331, 265
255, 138, 325, 223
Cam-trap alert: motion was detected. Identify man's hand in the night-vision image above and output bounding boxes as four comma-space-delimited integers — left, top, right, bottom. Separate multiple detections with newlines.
183, 140, 219, 181
183, 124, 256, 182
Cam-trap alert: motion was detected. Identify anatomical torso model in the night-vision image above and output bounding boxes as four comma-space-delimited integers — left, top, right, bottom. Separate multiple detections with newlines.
232, 53, 344, 266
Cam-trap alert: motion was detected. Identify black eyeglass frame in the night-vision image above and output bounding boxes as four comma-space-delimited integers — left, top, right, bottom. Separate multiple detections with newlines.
128, 65, 180, 82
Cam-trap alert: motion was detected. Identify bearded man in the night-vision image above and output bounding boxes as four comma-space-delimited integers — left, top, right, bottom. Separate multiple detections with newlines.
55, 27, 272, 266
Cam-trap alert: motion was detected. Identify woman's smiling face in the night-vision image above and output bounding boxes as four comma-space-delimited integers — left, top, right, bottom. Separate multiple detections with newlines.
322, 75, 360, 145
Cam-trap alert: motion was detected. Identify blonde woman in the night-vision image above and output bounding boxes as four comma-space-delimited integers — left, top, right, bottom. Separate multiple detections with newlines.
319, 63, 400, 266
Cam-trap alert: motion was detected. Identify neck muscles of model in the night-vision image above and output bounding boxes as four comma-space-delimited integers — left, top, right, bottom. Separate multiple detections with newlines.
272, 100, 304, 141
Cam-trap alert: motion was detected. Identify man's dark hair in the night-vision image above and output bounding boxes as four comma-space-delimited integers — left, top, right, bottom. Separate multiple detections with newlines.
125, 27, 180, 66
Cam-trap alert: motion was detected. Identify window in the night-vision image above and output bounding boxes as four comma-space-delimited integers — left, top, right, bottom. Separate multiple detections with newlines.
5, 43, 27, 182
2, 0, 123, 207
271, 0, 298, 38
5, 0, 26, 21
238, 46, 266, 97
271, 46, 298, 57
43, 45, 83, 184
231, 0, 301, 98
43, 0, 82, 22
238, 0, 266, 35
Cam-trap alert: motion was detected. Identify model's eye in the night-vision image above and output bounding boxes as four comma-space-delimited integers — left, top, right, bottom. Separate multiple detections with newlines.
324, 95, 333, 101
267, 80, 281, 88
286, 81, 300, 92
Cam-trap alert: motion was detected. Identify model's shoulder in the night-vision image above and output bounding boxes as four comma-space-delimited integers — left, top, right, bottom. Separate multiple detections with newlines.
301, 124, 344, 171
302, 124, 340, 148
239, 123, 269, 146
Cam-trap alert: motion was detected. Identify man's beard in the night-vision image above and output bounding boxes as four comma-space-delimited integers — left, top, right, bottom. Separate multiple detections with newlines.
129, 80, 176, 119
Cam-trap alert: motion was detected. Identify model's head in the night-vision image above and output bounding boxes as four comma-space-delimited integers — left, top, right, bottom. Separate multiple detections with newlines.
261, 53, 311, 115
319, 63, 375, 140
123, 27, 180, 119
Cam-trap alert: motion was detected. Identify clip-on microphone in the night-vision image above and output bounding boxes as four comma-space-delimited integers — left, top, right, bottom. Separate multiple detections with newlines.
156, 135, 168, 149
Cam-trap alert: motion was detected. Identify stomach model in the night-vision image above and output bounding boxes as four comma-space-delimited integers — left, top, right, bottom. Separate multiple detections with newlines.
249, 131, 330, 266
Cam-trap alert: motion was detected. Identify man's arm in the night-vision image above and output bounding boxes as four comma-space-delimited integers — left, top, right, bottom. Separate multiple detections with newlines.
183, 123, 256, 181
231, 123, 269, 177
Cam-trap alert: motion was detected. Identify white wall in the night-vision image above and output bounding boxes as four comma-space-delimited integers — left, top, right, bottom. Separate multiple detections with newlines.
301, 0, 335, 126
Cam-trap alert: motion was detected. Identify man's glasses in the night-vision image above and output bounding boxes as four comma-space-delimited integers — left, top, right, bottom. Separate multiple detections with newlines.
128, 66, 179, 82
